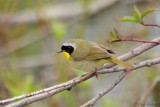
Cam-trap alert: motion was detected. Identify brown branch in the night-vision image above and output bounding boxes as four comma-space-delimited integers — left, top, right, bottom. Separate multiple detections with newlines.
110, 38, 160, 44
103, 37, 160, 69
141, 22, 160, 28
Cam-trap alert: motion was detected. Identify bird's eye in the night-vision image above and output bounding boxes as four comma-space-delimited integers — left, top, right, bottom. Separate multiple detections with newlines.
67, 46, 71, 50
66, 46, 74, 54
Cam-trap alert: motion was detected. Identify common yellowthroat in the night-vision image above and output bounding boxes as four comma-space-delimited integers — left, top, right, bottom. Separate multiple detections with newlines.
57, 39, 131, 72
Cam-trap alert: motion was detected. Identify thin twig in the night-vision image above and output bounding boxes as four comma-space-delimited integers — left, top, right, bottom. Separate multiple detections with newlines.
103, 37, 160, 69
141, 22, 160, 28
111, 38, 160, 44
80, 72, 126, 107
0, 72, 95, 105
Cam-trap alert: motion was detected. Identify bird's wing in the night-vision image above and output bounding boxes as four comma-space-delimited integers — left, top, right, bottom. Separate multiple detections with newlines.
84, 45, 115, 61
99, 44, 115, 54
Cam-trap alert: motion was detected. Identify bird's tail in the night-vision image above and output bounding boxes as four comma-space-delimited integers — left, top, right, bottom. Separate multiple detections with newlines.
108, 57, 132, 68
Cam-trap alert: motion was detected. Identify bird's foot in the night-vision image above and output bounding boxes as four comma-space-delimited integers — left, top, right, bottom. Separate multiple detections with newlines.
78, 68, 99, 84
92, 68, 99, 78
124, 67, 132, 74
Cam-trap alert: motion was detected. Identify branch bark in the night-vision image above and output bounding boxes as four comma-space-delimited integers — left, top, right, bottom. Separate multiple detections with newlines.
0, 37, 160, 107
81, 57, 160, 107
2, 57, 160, 107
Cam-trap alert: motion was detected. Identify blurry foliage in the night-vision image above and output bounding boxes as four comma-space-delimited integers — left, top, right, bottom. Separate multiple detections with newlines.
51, 20, 67, 41
147, 66, 160, 80
102, 97, 119, 107
78, 0, 91, 8
147, 67, 157, 80
5, 73, 41, 96
0, 0, 53, 11
16, 41, 42, 56
153, 81, 160, 107
0, 0, 54, 101
58, 91, 77, 107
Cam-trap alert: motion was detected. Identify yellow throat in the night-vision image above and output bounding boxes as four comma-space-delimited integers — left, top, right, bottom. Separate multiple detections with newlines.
62, 51, 70, 60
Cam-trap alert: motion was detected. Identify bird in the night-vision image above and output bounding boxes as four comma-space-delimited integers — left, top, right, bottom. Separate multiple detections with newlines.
57, 39, 132, 73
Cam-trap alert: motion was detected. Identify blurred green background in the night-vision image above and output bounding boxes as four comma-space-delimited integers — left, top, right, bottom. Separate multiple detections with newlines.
0, 0, 160, 107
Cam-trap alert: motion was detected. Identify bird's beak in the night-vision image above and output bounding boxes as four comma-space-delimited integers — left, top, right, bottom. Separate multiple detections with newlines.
57, 50, 70, 60
57, 50, 63, 53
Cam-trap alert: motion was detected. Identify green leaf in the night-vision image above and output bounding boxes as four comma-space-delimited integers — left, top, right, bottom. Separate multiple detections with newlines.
109, 30, 119, 41
113, 28, 120, 39
141, 8, 159, 19
120, 16, 137, 22
109, 32, 114, 41
133, 5, 141, 23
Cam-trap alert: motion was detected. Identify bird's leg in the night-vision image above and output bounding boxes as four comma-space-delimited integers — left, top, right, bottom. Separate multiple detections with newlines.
78, 68, 99, 84
92, 68, 99, 78
79, 73, 87, 84
85, 68, 99, 78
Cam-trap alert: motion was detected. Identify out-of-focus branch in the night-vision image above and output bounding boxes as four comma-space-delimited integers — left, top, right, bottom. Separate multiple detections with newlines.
0, 0, 118, 24
10, 54, 55, 68
0, 27, 51, 58
136, 78, 160, 107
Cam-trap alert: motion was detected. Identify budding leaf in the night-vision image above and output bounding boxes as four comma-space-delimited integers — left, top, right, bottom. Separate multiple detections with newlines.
133, 5, 141, 23
141, 8, 159, 19
120, 16, 137, 22
109, 30, 119, 42
113, 28, 120, 39
109, 32, 114, 41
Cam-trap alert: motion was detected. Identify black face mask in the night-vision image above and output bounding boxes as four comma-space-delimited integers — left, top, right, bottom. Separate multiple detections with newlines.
61, 45, 74, 55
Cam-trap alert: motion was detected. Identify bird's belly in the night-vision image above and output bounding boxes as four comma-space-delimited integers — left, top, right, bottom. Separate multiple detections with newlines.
70, 59, 108, 72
